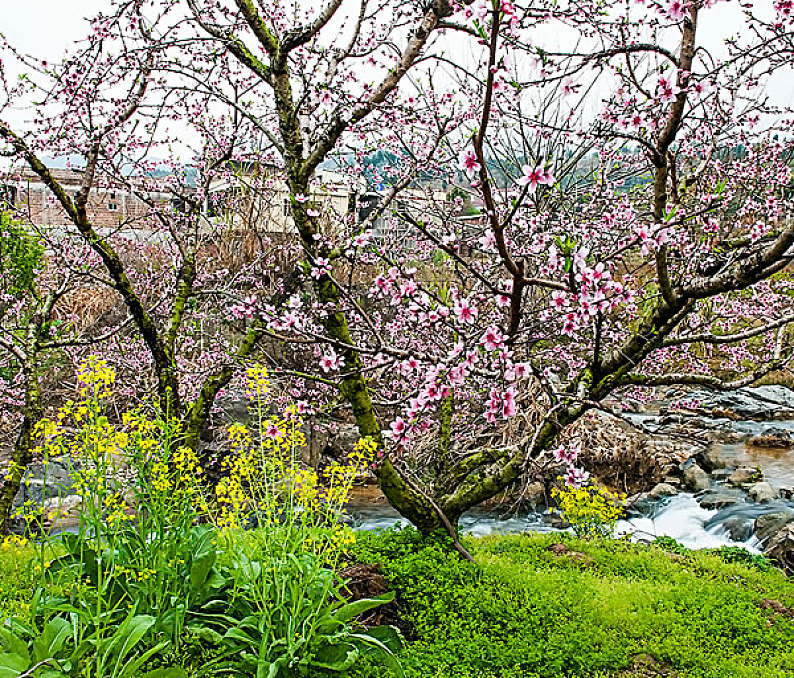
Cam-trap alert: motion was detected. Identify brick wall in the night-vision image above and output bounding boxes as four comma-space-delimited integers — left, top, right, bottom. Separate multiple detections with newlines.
0, 169, 175, 229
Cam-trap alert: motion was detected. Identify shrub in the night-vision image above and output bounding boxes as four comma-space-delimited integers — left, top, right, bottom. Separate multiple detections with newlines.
551, 483, 625, 538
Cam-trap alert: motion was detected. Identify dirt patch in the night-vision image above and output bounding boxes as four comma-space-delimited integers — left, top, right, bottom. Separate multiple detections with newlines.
616, 653, 677, 677
546, 543, 595, 567
338, 562, 412, 637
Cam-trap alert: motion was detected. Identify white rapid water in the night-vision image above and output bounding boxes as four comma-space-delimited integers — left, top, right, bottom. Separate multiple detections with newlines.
353, 493, 768, 553
616, 493, 761, 552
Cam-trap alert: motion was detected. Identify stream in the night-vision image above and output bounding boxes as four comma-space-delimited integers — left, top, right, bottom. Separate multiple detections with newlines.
350, 399, 794, 553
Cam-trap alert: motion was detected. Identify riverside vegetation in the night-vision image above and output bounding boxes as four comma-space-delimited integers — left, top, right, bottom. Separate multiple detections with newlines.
0, 361, 793, 677
0, 361, 402, 678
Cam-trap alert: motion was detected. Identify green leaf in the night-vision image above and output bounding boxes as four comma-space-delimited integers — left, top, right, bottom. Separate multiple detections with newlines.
102, 612, 156, 677
188, 626, 223, 646
190, 529, 217, 590
347, 632, 404, 678
256, 660, 281, 678
116, 640, 170, 678
331, 592, 395, 625
0, 652, 29, 678
311, 640, 359, 672
0, 627, 29, 662
32, 617, 72, 662
363, 625, 405, 654
140, 666, 190, 678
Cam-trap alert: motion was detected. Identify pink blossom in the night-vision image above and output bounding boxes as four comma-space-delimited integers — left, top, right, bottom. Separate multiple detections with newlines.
265, 422, 283, 439
664, 0, 687, 21
311, 257, 332, 279
517, 164, 555, 191
389, 417, 408, 443
564, 466, 591, 489
319, 348, 344, 372
480, 325, 505, 351
454, 297, 478, 324
551, 290, 567, 310
459, 149, 481, 180
553, 444, 580, 465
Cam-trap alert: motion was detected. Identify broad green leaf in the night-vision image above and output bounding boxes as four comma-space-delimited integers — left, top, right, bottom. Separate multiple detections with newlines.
32, 617, 72, 662
348, 632, 404, 678
0, 627, 29, 662
105, 613, 156, 676
0, 652, 29, 678
189, 626, 223, 646
190, 530, 217, 590
311, 641, 359, 672
116, 640, 169, 678
140, 669, 189, 678
331, 591, 395, 624
364, 625, 405, 653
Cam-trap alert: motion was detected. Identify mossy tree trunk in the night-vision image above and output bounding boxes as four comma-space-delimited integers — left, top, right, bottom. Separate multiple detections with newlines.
0, 298, 51, 534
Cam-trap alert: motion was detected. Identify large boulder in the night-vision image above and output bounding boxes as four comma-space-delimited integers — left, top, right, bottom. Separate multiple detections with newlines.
325, 423, 363, 459
522, 481, 548, 509
695, 446, 731, 472
747, 482, 779, 503
648, 483, 679, 501
683, 464, 710, 492
765, 524, 794, 576
697, 488, 744, 510
684, 386, 794, 421
754, 511, 794, 544
721, 517, 754, 542
12, 460, 77, 508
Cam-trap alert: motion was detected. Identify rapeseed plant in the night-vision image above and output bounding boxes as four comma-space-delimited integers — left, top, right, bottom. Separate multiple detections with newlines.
552, 482, 626, 539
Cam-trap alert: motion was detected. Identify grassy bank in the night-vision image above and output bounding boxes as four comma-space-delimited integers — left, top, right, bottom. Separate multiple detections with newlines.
350, 530, 794, 678
2, 530, 793, 677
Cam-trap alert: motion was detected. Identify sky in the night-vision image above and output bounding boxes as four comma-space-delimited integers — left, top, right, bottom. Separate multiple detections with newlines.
3, 1, 105, 58
1, 0, 792, 149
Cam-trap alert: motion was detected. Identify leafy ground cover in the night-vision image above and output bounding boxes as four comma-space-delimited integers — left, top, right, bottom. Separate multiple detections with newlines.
350, 529, 794, 678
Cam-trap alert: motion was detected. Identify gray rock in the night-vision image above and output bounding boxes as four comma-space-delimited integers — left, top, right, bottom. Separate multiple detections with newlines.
648, 483, 679, 500
721, 517, 754, 542
727, 467, 762, 486
711, 469, 735, 481
685, 386, 794, 421
626, 492, 653, 516
747, 482, 778, 503
697, 489, 744, 510
662, 476, 682, 487
522, 481, 547, 508
325, 423, 362, 459
749, 426, 794, 448
765, 524, 794, 575
43, 495, 82, 531
12, 460, 78, 508
683, 464, 711, 492
754, 511, 794, 543
696, 446, 731, 472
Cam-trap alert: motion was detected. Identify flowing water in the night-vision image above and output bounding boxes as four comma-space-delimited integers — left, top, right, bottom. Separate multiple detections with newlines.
350, 422, 794, 551
351, 493, 794, 552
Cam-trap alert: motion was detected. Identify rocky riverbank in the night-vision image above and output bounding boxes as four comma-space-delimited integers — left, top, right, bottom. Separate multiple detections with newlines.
8, 384, 794, 573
